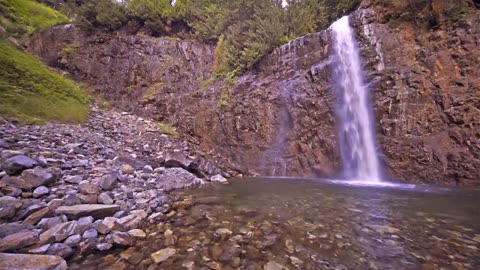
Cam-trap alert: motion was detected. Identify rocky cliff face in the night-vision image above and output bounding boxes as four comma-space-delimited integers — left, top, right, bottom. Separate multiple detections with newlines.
27, 3, 480, 186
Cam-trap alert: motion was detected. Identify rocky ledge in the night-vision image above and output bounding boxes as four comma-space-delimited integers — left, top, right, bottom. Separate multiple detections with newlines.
0, 105, 232, 268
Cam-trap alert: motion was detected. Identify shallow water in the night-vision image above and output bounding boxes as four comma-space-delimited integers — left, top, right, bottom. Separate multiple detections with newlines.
73, 177, 480, 270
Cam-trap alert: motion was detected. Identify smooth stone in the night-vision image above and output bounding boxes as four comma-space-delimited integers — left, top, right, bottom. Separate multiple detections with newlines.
82, 228, 98, 239
98, 192, 114, 204
150, 248, 176, 264
96, 217, 117, 234
210, 174, 228, 183
128, 229, 147, 239
64, 234, 82, 247
64, 175, 82, 184
0, 223, 35, 238
0, 252, 67, 270
121, 164, 135, 175
29, 244, 51, 254
33, 186, 49, 198
143, 165, 154, 173
55, 204, 120, 219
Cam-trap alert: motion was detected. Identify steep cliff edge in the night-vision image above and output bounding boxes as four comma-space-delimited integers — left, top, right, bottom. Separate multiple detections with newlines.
26, 3, 480, 186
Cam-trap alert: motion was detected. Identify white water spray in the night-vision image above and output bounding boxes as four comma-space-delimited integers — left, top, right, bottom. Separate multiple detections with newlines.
330, 16, 382, 183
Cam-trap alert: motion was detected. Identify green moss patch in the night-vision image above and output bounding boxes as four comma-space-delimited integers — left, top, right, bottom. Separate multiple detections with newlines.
157, 122, 178, 137
0, 41, 89, 124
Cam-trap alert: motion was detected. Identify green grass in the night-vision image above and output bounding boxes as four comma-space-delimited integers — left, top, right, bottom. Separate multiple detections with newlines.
0, 40, 89, 124
157, 122, 178, 137
0, 0, 69, 37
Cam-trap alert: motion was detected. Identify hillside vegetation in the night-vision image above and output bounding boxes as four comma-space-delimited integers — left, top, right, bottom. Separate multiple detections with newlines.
0, 0, 89, 124
0, 0, 68, 37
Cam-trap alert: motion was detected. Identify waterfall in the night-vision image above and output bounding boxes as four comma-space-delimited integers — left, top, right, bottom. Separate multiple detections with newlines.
330, 16, 382, 182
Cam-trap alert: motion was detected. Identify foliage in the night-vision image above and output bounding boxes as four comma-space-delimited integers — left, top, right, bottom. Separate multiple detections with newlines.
157, 122, 178, 137
0, 41, 89, 124
65, 0, 128, 31
0, 0, 69, 37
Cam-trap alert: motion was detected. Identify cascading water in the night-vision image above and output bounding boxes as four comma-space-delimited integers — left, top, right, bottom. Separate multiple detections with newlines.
330, 16, 382, 183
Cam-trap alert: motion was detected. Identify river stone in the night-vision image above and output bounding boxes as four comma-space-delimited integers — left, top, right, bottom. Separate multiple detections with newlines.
39, 221, 79, 245
100, 174, 117, 191
98, 192, 114, 204
210, 174, 227, 183
0, 253, 67, 270
1, 175, 34, 190
23, 207, 53, 225
46, 243, 74, 259
64, 234, 81, 247
120, 164, 135, 175
78, 182, 99, 195
55, 204, 120, 219
20, 167, 60, 188
108, 231, 135, 246
65, 175, 82, 184
0, 230, 39, 251
82, 228, 98, 239
96, 217, 117, 234
128, 229, 147, 239
33, 186, 49, 198
2, 155, 37, 175
0, 204, 17, 219
0, 223, 35, 238
150, 248, 176, 264
29, 244, 51, 254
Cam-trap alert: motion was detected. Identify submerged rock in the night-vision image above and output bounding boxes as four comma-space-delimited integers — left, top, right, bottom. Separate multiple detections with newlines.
150, 248, 176, 264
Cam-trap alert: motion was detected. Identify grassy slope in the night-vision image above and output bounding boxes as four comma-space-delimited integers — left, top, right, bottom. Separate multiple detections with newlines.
0, 41, 89, 124
0, 0, 69, 37
0, 0, 89, 124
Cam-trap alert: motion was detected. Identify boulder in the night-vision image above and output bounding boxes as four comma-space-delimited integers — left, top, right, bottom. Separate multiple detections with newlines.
156, 168, 205, 192
0, 253, 67, 270
0, 230, 39, 251
163, 152, 192, 169
2, 155, 37, 175
55, 204, 120, 219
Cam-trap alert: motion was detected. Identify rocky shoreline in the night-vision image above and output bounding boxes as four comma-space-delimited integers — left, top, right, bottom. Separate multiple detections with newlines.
0, 105, 233, 269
